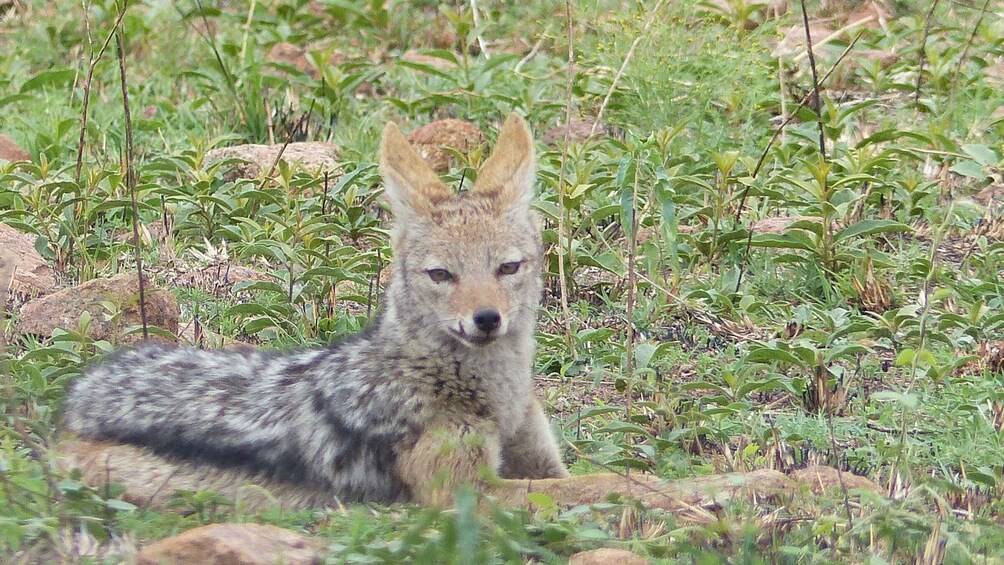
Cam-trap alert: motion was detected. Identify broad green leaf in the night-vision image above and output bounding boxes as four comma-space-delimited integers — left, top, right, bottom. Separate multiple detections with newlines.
895, 348, 916, 366
0, 94, 31, 109
526, 492, 555, 508
20, 69, 76, 93
949, 160, 985, 179
749, 232, 815, 252
834, 219, 911, 242
104, 499, 138, 512
787, 218, 824, 237
597, 422, 651, 436
824, 343, 871, 363
962, 144, 999, 167
871, 390, 918, 409
396, 58, 455, 81
746, 347, 805, 367
634, 342, 656, 370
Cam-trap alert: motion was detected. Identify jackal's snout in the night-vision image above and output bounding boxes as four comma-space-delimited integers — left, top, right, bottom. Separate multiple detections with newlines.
453, 303, 507, 346
472, 309, 501, 333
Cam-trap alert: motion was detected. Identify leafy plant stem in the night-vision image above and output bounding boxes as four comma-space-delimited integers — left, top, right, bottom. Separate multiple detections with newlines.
827, 357, 859, 535
891, 210, 946, 494
190, 0, 248, 128
734, 31, 861, 226
469, 0, 490, 59
588, 0, 666, 138
238, 0, 258, 65
74, 0, 129, 183
267, 103, 315, 185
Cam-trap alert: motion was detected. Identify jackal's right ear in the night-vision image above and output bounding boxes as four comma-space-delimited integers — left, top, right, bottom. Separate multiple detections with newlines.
379, 122, 451, 219
471, 113, 535, 209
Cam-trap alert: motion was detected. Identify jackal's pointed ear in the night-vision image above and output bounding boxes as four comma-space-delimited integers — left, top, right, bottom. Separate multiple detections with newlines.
380, 121, 451, 218
472, 113, 535, 208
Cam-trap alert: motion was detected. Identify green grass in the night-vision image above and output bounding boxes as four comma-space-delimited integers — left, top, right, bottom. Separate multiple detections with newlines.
2, 0, 1004, 562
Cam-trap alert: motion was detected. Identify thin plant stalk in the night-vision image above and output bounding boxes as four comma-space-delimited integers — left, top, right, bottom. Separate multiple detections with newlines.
798, 0, 826, 160
624, 158, 639, 436
116, 27, 148, 339
915, 0, 941, 103
949, 0, 991, 102
555, 0, 575, 355
469, 0, 490, 59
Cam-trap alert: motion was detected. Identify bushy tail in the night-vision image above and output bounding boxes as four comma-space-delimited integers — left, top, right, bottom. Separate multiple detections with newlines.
56, 438, 332, 511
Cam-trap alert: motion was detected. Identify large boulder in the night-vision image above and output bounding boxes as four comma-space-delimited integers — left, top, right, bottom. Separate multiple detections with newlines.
204, 142, 340, 182
569, 548, 649, 565
0, 224, 56, 300
16, 272, 178, 344
0, 134, 30, 162
791, 465, 882, 495
406, 119, 484, 173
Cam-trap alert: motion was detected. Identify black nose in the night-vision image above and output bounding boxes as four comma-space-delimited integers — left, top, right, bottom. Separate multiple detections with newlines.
472, 309, 501, 333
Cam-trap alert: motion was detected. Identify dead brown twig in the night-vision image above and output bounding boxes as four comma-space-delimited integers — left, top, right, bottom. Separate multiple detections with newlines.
115, 22, 148, 340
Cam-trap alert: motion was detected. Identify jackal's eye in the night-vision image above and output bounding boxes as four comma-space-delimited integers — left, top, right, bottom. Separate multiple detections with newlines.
427, 268, 454, 283
498, 261, 522, 276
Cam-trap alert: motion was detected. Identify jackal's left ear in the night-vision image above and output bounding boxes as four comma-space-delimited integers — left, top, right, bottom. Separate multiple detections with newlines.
472, 113, 535, 208
380, 121, 452, 219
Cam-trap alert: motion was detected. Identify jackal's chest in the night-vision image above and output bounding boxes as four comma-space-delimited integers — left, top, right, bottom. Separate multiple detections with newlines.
426, 361, 494, 420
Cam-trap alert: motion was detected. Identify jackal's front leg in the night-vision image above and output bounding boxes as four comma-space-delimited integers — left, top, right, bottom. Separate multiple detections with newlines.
499, 399, 569, 479
395, 421, 503, 507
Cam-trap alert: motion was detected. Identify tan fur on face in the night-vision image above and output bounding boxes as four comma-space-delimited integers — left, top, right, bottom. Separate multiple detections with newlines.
380, 114, 541, 347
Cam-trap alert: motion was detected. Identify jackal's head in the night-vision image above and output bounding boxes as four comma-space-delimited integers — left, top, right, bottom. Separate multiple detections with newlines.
379, 114, 542, 347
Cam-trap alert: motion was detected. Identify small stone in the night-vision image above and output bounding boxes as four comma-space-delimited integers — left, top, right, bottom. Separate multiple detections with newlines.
137, 523, 322, 565
266, 42, 317, 78
204, 142, 340, 182
0, 134, 30, 162
569, 548, 650, 565
401, 50, 458, 72
791, 465, 882, 495
413, 10, 457, 50
973, 183, 1004, 207
114, 220, 172, 247
406, 119, 484, 173
542, 119, 604, 146
750, 215, 810, 235
16, 272, 178, 344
